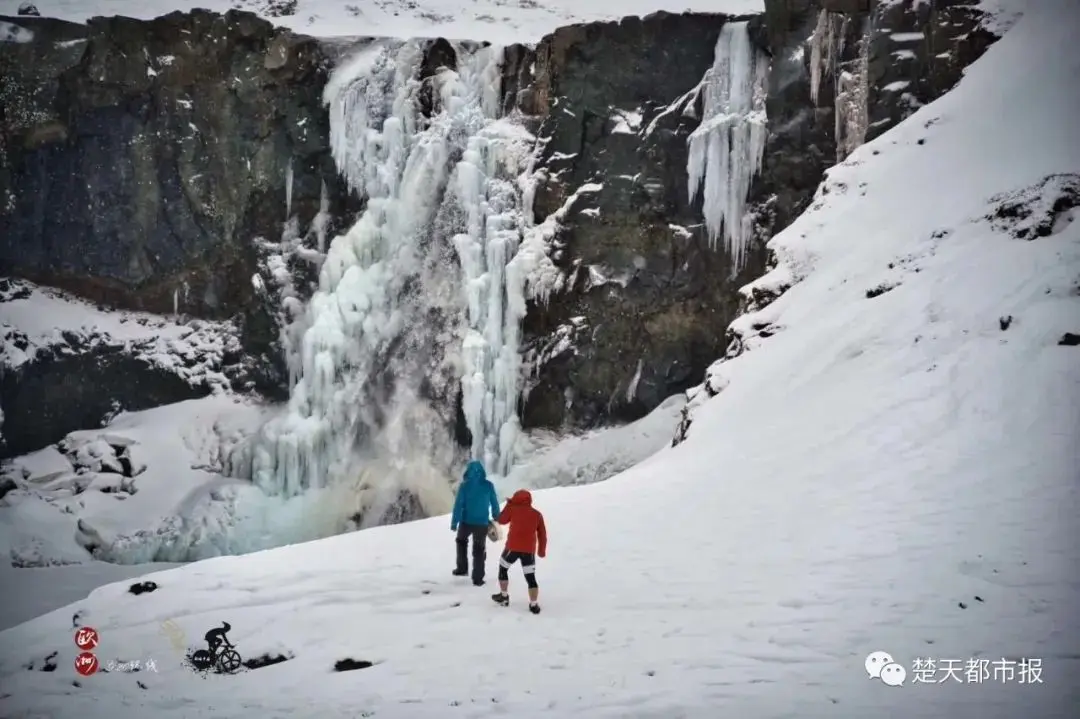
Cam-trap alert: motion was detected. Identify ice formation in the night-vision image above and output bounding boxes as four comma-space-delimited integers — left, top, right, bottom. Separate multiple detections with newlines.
835, 23, 871, 162
222, 39, 550, 540
809, 9, 845, 106
686, 21, 770, 272
810, 8, 871, 163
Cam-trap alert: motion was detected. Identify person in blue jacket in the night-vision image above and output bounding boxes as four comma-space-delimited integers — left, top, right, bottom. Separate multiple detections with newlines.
451, 460, 501, 586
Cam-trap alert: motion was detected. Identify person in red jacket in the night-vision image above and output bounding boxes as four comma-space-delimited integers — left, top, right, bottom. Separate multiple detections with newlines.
491, 489, 547, 614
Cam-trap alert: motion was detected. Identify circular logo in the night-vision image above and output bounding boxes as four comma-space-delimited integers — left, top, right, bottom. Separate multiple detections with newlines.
75, 627, 100, 650
189, 649, 214, 672
74, 651, 99, 676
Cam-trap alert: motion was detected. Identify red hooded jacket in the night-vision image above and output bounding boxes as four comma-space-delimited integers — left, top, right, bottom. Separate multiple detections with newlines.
497, 489, 547, 557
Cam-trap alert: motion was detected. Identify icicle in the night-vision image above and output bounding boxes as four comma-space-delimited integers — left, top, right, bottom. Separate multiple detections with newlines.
285, 159, 294, 219
809, 9, 829, 105
626, 358, 644, 403
314, 179, 330, 254
686, 21, 770, 272
835, 18, 871, 162
450, 43, 537, 477
809, 9, 851, 112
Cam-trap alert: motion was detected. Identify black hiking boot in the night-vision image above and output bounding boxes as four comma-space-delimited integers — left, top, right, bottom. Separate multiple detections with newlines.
472, 578, 485, 587
529, 603, 541, 615
452, 569, 468, 577
491, 592, 509, 606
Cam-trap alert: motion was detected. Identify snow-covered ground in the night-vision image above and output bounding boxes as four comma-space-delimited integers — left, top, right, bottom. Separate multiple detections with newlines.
1, 0, 1076, 716
0, 387, 681, 571
0, 560, 180, 632
0, 383, 680, 629
0, 0, 764, 43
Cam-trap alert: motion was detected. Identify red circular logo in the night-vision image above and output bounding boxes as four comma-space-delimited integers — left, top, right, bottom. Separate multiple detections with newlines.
74, 627, 99, 650
74, 652, 99, 676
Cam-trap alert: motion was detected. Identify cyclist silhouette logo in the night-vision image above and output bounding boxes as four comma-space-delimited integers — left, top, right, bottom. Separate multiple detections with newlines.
188, 622, 243, 674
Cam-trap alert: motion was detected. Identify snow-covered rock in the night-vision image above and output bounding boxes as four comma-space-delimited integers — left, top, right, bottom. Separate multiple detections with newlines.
0, 280, 250, 458
0, 396, 271, 567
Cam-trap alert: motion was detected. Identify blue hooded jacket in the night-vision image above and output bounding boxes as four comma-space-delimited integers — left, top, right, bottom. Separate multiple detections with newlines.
451, 461, 500, 530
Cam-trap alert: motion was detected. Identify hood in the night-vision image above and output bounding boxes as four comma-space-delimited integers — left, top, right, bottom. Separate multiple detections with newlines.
463, 460, 487, 485
509, 489, 532, 506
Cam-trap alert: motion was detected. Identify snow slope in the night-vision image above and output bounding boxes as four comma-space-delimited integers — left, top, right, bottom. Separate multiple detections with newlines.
0, 0, 764, 43
0, 560, 181, 632
1, 0, 1078, 717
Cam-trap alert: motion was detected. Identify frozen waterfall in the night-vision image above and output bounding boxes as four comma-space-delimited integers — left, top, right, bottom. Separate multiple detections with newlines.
687, 21, 770, 272
224, 39, 541, 536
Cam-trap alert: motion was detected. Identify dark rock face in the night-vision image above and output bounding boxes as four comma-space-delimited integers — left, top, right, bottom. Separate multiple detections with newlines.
751, 0, 998, 244
0, 2, 1006, 460
2, 342, 206, 458
511, 11, 771, 432
670, 0, 1004, 446
0, 10, 357, 393
862, 0, 997, 144
0, 10, 365, 457
0, 277, 249, 459
750, 0, 1000, 279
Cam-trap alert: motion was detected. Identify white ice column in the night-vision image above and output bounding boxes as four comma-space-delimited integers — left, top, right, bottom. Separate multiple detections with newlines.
687, 21, 771, 273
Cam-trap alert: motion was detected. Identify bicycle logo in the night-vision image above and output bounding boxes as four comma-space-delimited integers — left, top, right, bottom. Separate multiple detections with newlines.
187, 621, 243, 674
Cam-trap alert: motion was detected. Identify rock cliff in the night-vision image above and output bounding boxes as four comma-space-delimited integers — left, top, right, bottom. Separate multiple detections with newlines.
671, 0, 1002, 444
0, 10, 357, 456
0, 0, 1004, 461
505, 12, 772, 433
752, 0, 998, 244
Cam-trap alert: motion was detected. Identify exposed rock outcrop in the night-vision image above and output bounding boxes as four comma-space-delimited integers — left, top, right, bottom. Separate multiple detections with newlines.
0, 10, 362, 455
509, 12, 772, 432
0, 278, 248, 459
0, 10, 358, 395
752, 0, 998, 250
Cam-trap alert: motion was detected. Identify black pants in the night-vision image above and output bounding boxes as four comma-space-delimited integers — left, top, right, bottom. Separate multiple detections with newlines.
455, 524, 487, 581
498, 550, 538, 588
